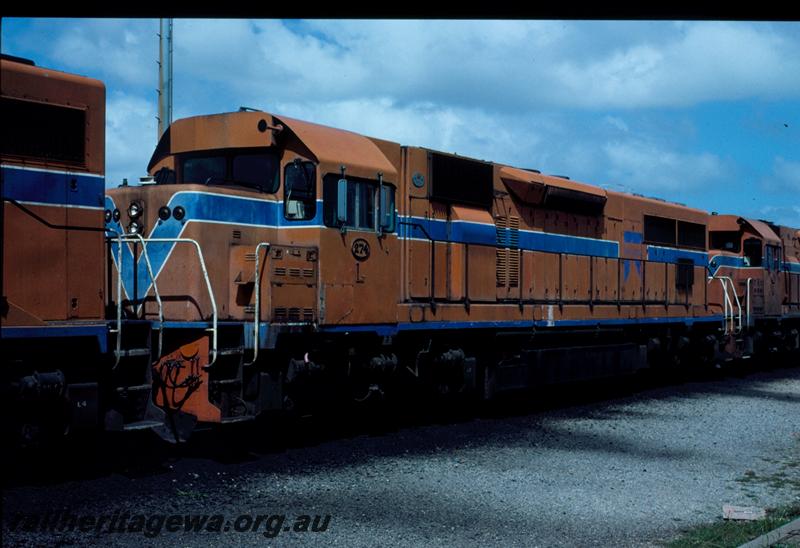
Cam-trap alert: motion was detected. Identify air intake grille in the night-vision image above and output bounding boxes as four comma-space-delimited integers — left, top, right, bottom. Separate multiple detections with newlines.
496, 216, 520, 289
273, 307, 314, 322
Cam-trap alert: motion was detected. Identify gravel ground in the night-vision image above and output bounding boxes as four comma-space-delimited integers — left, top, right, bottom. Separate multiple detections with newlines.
3, 365, 799, 547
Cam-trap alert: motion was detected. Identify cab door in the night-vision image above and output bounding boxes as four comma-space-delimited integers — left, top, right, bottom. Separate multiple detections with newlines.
319, 174, 399, 326
764, 244, 782, 316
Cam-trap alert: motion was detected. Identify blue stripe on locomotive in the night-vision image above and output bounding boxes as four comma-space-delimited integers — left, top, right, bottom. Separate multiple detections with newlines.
104, 190, 794, 305
1, 165, 104, 209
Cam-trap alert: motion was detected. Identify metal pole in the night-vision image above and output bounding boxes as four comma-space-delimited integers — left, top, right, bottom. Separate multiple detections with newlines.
157, 18, 173, 140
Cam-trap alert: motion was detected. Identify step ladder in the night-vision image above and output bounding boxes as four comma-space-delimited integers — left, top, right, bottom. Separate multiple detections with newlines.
105, 230, 219, 432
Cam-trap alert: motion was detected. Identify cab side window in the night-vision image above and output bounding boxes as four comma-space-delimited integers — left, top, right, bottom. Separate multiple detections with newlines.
284, 160, 316, 221
743, 238, 762, 267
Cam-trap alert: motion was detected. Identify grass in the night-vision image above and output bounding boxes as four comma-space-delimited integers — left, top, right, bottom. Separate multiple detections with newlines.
664, 502, 800, 548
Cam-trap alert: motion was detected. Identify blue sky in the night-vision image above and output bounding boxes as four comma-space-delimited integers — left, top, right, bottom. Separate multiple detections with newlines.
2, 19, 799, 226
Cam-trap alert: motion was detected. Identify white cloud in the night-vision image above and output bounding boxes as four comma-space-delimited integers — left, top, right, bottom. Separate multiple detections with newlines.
158, 20, 800, 113
771, 157, 800, 192
270, 98, 544, 168
45, 19, 156, 88
757, 205, 800, 227
105, 91, 157, 186
554, 22, 800, 108
604, 116, 630, 133
603, 139, 727, 194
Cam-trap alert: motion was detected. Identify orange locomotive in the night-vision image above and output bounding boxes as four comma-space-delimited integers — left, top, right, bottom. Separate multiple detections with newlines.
1, 55, 165, 443
103, 109, 799, 438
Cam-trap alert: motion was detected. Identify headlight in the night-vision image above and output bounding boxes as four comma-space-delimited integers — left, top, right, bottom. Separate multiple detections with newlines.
173, 206, 186, 221
128, 221, 142, 235
128, 202, 142, 219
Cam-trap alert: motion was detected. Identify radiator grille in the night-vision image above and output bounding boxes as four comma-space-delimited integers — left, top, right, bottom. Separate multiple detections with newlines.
272, 307, 314, 322
496, 216, 520, 289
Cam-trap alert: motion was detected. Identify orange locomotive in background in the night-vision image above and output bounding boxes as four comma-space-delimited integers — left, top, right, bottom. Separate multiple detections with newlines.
1, 55, 166, 442
3, 55, 799, 444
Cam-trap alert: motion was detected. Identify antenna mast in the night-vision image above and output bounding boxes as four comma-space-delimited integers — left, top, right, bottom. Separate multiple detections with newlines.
157, 18, 173, 140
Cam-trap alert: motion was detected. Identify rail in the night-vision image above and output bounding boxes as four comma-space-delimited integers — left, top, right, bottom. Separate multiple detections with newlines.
106, 230, 163, 369
709, 275, 742, 335
108, 235, 218, 369
244, 242, 271, 366
129, 233, 164, 359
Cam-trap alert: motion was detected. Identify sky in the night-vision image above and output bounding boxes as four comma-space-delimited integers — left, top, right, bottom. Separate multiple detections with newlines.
2, 19, 799, 226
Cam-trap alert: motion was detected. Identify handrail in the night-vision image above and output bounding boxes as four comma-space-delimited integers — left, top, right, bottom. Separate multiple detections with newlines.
106, 228, 124, 369
728, 277, 743, 334
104, 231, 166, 368
719, 277, 733, 335
244, 242, 271, 366
710, 275, 742, 335
111, 236, 218, 369
128, 233, 164, 360
745, 277, 753, 329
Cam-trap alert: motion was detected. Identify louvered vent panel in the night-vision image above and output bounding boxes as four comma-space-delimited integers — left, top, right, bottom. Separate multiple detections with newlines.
495, 216, 508, 246
496, 249, 507, 287
508, 216, 520, 249
496, 216, 508, 287
508, 216, 520, 287
508, 250, 520, 287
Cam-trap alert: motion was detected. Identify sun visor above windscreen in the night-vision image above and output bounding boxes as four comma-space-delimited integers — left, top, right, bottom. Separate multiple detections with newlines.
275, 115, 397, 182
745, 218, 781, 245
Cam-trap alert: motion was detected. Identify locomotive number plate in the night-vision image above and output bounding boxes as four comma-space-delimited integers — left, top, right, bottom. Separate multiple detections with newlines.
351, 238, 371, 261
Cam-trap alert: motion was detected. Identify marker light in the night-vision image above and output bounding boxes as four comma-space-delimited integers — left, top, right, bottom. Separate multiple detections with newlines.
173, 206, 186, 221
128, 202, 142, 219
104, 209, 112, 223
113, 209, 121, 222
158, 206, 171, 221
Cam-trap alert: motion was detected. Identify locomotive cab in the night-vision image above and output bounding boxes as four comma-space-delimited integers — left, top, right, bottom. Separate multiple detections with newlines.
105, 110, 403, 432
708, 215, 783, 326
